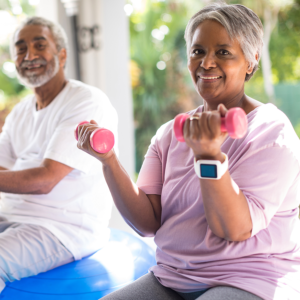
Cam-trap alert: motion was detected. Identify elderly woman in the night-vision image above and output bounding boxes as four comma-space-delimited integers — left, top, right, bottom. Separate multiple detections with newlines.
77, 3, 300, 300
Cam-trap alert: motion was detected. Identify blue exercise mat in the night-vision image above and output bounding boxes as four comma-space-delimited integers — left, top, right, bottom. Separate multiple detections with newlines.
0, 229, 156, 299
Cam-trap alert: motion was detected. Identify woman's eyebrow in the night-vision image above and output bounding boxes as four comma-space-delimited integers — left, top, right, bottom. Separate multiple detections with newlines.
217, 43, 232, 48
191, 43, 233, 48
190, 43, 203, 48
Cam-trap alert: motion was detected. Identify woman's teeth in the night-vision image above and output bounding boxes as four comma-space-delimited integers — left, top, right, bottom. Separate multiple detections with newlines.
200, 76, 221, 79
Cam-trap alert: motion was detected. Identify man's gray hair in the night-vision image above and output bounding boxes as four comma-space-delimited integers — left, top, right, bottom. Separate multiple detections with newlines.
184, 3, 264, 81
10, 16, 68, 58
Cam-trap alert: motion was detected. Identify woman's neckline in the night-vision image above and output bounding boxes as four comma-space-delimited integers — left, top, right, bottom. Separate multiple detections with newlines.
198, 103, 272, 119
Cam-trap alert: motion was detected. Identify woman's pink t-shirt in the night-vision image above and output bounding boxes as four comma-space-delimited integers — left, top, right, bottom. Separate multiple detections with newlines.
137, 104, 300, 300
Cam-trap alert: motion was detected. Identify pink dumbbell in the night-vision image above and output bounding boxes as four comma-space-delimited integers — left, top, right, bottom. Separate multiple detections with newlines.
173, 107, 248, 142
75, 121, 115, 153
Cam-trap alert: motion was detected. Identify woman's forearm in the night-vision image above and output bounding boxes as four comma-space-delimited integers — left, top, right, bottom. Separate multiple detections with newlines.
76, 121, 161, 236
102, 151, 161, 237
200, 170, 252, 241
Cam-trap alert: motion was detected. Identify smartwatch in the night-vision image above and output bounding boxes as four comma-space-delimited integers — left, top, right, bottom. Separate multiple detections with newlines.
194, 153, 228, 180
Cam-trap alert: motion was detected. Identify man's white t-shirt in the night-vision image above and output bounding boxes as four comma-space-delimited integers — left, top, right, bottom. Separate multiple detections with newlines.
0, 79, 118, 260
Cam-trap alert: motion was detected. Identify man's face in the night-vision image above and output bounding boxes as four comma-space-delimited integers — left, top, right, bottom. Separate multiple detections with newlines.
13, 25, 63, 88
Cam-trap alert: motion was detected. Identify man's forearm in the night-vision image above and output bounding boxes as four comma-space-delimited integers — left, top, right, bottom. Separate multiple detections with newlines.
0, 168, 53, 194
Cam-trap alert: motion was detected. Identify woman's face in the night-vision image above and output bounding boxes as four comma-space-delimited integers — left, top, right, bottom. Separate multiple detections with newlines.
188, 19, 252, 108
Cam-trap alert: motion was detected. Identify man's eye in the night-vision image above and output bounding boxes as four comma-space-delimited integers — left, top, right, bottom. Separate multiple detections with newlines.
17, 48, 26, 53
37, 44, 45, 49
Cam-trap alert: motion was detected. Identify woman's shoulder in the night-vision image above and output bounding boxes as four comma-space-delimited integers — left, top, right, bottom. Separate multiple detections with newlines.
248, 102, 287, 122
244, 103, 300, 158
225, 104, 300, 176
247, 103, 297, 139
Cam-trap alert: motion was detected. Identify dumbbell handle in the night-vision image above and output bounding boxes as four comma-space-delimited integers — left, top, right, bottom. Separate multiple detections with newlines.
174, 107, 248, 142
75, 121, 115, 154
220, 118, 230, 132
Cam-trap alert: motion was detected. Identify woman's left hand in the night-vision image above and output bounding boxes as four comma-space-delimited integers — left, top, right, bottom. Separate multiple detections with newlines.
183, 104, 228, 160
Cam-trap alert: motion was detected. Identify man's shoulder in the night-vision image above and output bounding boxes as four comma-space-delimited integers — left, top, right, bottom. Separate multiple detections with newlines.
57, 80, 117, 122
66, 80, 109, 104
10, 94, 35, 115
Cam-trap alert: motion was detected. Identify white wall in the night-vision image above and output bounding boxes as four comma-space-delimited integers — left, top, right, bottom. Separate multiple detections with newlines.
37, 0, 135, 234
78, 0, 135, 182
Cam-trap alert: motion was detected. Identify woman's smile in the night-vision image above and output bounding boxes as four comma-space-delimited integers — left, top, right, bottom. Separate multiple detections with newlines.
198, 74, 223, 83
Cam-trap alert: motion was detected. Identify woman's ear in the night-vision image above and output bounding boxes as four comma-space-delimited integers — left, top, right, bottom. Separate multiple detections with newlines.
246, 64, 252, 75
246, 53, 259, 74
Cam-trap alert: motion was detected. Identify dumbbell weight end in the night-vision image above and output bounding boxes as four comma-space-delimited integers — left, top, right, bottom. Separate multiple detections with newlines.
173, 107, 247, 142
75, 121, 115, 154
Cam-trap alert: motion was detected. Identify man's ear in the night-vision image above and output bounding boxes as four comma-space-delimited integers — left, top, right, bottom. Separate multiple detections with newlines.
246, 53, 259, 74
58, 48, 67, 68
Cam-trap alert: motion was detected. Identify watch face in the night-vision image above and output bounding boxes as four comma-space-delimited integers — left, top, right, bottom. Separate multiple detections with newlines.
200, 164, 217, 178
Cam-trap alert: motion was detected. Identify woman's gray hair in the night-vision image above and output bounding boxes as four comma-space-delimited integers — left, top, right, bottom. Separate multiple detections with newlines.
10, 16, 68, 59
184, 3, 264, 81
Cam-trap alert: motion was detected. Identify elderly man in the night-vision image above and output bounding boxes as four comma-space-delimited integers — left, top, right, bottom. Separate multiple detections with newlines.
0, 16, 118, 291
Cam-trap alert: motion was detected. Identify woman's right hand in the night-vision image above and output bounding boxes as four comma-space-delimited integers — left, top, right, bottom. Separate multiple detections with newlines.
76, 120, 115, 163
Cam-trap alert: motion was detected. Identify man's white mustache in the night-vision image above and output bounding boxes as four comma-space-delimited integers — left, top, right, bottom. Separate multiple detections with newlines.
20, 59, 47, 69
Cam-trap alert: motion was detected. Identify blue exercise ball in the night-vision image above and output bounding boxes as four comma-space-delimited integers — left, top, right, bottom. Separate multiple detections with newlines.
1, 229, 156, 299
